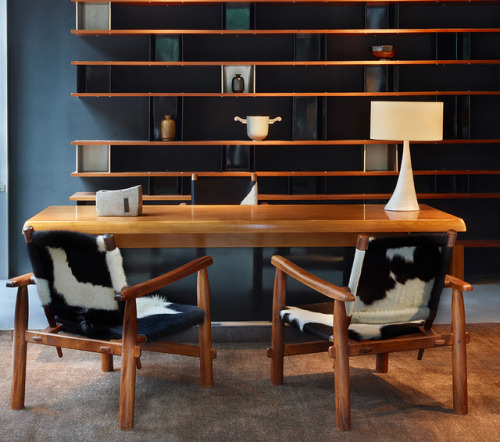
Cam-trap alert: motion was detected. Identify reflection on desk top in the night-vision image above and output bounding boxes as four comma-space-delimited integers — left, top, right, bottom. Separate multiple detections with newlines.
24, 204, 466, 235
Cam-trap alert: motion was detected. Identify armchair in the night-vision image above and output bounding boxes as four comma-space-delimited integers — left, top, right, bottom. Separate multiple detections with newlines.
7, 226, 216, 430
267, 230, 472, 431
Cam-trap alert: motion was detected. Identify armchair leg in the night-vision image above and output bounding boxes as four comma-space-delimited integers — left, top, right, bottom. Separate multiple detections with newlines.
333, 300, 351, 431
198, 322, 213, 387
11, 286, 29, 410
270, 269, 286, 386
375, 353, 389, 373
451, 288, 468, 415
101, 354, 114, 372
197, 268, 213, 387
119, 300, 138, 431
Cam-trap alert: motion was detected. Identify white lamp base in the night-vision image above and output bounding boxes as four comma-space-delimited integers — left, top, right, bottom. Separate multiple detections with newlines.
384, 140, 420, 211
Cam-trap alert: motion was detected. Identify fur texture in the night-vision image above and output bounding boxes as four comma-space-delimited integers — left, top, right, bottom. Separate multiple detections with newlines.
240, 183, 258, 205
27, 230, 205, 340
191, 177, 258, 205
280, 233, 452, 341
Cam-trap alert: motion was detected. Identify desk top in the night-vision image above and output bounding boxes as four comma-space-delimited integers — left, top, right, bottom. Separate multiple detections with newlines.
23, 204, 466, 248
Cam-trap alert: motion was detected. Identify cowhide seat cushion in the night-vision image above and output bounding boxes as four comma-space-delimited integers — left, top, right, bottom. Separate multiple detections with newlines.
107, 295, 205, 341
280, 303, 424, 341
27, 230, 205, 341
280, 233, 451, 341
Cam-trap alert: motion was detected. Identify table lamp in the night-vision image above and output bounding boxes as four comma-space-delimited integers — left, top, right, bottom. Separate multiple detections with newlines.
370, 101, 443, 211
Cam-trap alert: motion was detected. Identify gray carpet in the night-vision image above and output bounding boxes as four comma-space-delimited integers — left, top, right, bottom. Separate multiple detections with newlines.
1, 324, 500, 441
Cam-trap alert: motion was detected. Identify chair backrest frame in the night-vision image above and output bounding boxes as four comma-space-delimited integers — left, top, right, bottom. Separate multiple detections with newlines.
23, 227, 128, 339
348, 230, 456, 331
191, 173, 258, 205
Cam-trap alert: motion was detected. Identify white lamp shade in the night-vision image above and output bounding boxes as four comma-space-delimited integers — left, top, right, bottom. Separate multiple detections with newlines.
370, 101, 444, 141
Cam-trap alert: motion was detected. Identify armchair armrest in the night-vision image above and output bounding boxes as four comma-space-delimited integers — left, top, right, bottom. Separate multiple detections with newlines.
271, 255, 354, 302
6, 273, 34, 288
115, 256, 213, 301
444, 274, 473, 292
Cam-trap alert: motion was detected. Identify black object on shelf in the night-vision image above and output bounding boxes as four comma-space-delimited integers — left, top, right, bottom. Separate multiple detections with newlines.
232, 74, 245, 93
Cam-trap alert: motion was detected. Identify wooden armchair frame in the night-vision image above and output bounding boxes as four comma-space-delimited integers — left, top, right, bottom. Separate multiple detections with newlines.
267, 235, 472, 431
7, 227, 216, 431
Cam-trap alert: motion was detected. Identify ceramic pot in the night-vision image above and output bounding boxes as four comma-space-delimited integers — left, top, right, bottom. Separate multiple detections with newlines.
371, 45, 396, 59
234, 115, 282, 141
160, 115, 175, 141
232, 74, 245, 93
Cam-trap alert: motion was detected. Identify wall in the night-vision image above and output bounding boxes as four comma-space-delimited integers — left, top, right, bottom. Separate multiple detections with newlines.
6, 1, 500, 320
1, 0, 7, 278
8, 0, 77, 275
8, 0, 149, 275
5, 0, 338, 322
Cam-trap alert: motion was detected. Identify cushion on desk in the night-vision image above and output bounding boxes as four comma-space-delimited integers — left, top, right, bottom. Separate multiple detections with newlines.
96, 185, 143, 217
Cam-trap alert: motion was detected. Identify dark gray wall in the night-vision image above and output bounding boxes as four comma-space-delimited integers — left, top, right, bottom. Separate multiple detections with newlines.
8, 0, 149, 275
7, 1, 500, 315
9, 0, 74, 274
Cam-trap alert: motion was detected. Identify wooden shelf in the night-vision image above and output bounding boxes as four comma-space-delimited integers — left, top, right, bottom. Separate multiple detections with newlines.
72, 60, 500, 66
71, 139, 500, 146
70, 0, 500, 4
261, 193, 500, 200
73, 139, 382, 146
71, 28, 500, 36
70, 192, 191, 202
70, 170, 500, 178
72, 91, 500, 98
71, 0, 500, 225
69, 191, 500, 203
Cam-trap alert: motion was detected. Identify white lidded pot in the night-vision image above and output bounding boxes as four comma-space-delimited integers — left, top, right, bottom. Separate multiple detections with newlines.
234, 116, 282, 141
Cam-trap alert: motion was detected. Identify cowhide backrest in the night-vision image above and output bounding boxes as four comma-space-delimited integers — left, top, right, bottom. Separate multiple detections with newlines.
191, 174, 258, 205
25, 230, 127, 339
347, 231, 455, 330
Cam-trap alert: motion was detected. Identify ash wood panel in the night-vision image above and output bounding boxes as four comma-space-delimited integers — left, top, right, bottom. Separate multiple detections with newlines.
69, 191, 500, 203
119, 299, 138, 430
71, 0, 500, 4
72, 91, 500, 98
72, 60, 500, 66
70, 139, 500, 146
116, 256, 213, 300
23, 204, 466, 249
197, 267, 214, 387
260, 193, 500, 200
70, 170, 500, 178
24, 331, 125, 355
71, 192, 191, 201
70, 139, 397, 146
451, 288, 468, 414
270, 268, 287, 385
11, 286, 29, 410
333, 299, 351, 431
72, 28, 500, 36
69, 191, 500, 202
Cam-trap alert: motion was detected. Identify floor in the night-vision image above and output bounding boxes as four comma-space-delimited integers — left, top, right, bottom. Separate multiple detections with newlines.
1, 276, 498, 330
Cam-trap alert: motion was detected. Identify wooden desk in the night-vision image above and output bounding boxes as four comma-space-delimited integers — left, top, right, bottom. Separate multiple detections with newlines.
24, 204, 466, 249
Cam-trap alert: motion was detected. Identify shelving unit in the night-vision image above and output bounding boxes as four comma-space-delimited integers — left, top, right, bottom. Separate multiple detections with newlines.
69, 0, 500, 211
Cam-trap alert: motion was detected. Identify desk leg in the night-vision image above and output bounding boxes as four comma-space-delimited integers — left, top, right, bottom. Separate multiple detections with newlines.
253, 248, 263, 297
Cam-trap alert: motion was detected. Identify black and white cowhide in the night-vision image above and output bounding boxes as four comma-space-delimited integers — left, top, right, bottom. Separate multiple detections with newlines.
27, 230, 205, 340
280, 234, 451, 341
191, 177, 257, 205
